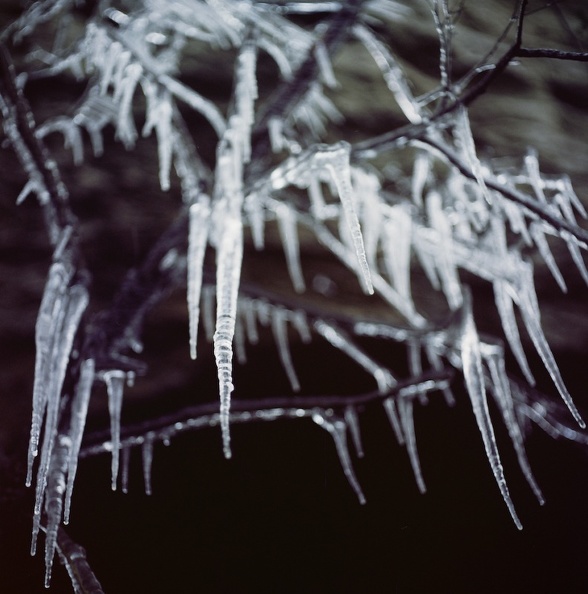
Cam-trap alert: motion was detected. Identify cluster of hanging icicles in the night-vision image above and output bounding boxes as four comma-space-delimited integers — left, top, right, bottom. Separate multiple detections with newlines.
1, 0, 588, 589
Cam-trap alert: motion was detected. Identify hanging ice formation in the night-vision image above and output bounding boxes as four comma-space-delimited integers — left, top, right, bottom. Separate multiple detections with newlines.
5, 0, 588, 589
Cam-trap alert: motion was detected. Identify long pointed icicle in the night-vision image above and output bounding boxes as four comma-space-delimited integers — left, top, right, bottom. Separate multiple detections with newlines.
398, 397, 426, 493
104, 370, 126, 490
312, 412, 366, 504
188, 197, 211, 360
28, 263, 72, 487
319, 143, 373, 294
44, 434, 71, 588
529, 223, 567, 292
31, 283, 88, 556
484, 351, 544, 504
214, 217, 244, 459
493, 280, 535, 385
64, 358, 95, 524
460, 291, 522, 529
344, 405, 364, 458
517, 274, 585, 428
275, 202, 305, 293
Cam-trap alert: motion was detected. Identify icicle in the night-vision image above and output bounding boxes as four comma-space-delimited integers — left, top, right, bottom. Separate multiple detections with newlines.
517, 270, 585, 428
275, 202, 305, 292
291, 310, 312, 344
344, 405, 364, 458
64, 358, 95, 525
28, 263, 72, 487
271, 307, 300, 392
382, 205, 413, 303
43, 434, 71, 588
524, 150, 547, 204
493, 280, 535, 385
104, 370, 126, 490
460, 291, 522, 529
454, 106, 492, 205
245, 190, 266, 250
142, 86, 174, 191
121, 445, 131, 494
213, 217, 244, 459
188, 198, 211, 359
142, 436, 154, 496
565, 237, 588, 286
318, 143, 373, 294
159, 74, 226, 137
16, 179, 39, 205
232, 42, 258, 163
308, 177, 327, 219
398, 397, 426, 493
426, 191, 462, 309
312, 412, 366, 504
407, 340, 427, 405
115, 62, 143, 149
313, 320, 395, 393
315, 40, 337, 88
31, 283, 88, 556
529, 223, 567, 292
353, 23, 421, 124
412, 232, 441, 291
411, 152, 430, 207
423, 340, 455, 406
354, 168, 383, 272
484, 351, 544, 504
99, 40, 123, 95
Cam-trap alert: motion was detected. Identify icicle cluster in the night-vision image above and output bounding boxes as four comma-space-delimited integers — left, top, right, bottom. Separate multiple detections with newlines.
2, 0, 588, 590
